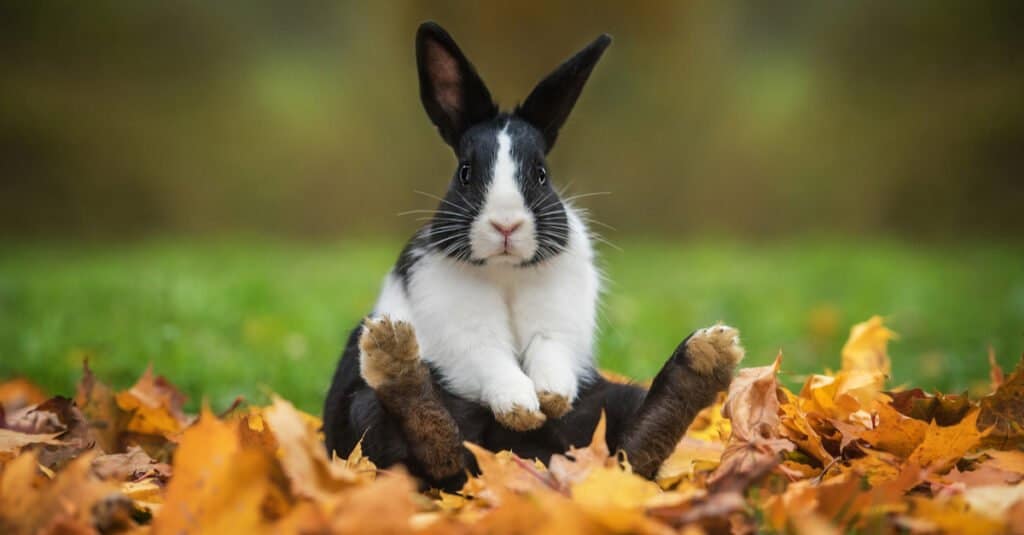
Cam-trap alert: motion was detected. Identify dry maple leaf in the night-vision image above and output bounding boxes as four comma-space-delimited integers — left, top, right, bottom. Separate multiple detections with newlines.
0, 450, 121, 535
5, 315, 1024, 534
0, 428, 62, 463
548, 411, 615, 488
152, 405, 287, 535
263, 395, 370, 501
978, 354, 1024, 449
908, 408, 984, 472
710, 353, 793, 490
841, 315, 895, 379
861, 401, 929, 459
91, 444, 171, 482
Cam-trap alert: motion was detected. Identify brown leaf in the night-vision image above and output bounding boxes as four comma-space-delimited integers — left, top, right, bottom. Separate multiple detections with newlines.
74, 361, 127, 453
723, 353, 783, 443
709, 354, 793, 491
91, 445, 171, 482
0, 450, 121, 535
887, 388, 972, 426
122, 365, 188, 424
0, 429, 63, 463
978, 354, 1024, 449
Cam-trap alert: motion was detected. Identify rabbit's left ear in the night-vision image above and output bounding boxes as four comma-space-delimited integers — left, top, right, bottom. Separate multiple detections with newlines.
516, 34, 611, 152
417, 22, 498, 148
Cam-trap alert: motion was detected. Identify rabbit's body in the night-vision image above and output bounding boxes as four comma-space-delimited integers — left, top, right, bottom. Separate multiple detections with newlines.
371, 149, 600, 427
323, 22, 743, 490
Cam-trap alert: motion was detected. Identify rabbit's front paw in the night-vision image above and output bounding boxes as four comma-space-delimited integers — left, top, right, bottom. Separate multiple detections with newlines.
537, 391, 572, 419
683, 323, 745, 375
359, 316, 422, 389
494, 405, 547, 431
488, 378, 546, 431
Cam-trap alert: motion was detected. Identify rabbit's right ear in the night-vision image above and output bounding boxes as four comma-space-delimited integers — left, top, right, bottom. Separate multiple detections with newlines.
416, 22, 498, 148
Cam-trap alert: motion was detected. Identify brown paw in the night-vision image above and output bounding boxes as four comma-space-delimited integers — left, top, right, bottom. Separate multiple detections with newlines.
359, 316, 422, 389
537, 391, 572, 419
494, 405, 547, 431
685, 323, 745, 375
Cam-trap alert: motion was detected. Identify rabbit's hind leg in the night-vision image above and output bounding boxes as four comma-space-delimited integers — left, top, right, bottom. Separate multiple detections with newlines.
619, 324, 744, 479
358, 316, 466, 485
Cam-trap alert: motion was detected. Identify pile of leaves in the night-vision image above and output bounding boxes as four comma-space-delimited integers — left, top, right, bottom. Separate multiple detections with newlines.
2, 316, 1024, 534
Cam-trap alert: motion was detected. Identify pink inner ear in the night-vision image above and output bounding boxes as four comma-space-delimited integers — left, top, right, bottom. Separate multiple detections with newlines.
425, 41, 462, 117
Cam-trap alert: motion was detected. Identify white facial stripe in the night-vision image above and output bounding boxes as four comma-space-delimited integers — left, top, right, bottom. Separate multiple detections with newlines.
467, 127, 538, 263
488, 130, 522, 214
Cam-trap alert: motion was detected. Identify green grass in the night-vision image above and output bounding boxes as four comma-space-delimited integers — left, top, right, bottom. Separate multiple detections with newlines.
1, 238, 1022, 414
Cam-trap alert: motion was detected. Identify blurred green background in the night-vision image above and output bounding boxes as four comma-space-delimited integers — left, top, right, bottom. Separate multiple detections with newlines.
1, 2, 1022, 413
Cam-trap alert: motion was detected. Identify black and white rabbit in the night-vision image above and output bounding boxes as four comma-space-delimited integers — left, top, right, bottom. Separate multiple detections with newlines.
324, 22, 744, 489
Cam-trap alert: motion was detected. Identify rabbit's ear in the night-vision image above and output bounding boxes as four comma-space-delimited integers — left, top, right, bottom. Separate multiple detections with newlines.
516, 34, 611, 152
417, 22, 498, 148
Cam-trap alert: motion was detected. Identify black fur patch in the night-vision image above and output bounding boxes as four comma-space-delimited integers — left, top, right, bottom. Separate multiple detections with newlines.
323, 326, 735, 489
421, 115, 570, 267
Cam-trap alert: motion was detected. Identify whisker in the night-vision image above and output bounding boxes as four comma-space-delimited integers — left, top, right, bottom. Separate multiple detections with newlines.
398, 208, 471, 218
413, 190, 471, 213
562, 191, 612, 203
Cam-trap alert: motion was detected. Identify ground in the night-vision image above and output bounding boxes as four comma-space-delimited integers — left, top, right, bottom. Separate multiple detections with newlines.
1, 237, 1021, 413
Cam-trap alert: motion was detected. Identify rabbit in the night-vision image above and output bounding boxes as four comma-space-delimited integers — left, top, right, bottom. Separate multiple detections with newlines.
323, 22, 744, 490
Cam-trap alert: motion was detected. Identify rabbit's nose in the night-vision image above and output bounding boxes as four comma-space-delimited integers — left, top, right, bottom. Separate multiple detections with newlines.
490, 220, 524, 237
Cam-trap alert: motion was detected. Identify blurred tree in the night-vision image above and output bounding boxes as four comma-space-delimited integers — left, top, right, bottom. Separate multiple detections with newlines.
1, 1, 1021, 239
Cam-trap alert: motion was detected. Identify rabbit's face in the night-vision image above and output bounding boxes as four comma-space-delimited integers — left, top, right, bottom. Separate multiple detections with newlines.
415, 23, 609, 267
430, 117, 568, 266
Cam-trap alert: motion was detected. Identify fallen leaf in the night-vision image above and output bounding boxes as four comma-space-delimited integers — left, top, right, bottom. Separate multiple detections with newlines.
549, 412, 614, 488
0, 450, 121, 535
152, 405, 285, 535
0, 379, 48, 413
978, 355, 1024, 449
0, 429, 62, 463
656, 437, 723, 488
840, 315, 894, 384
861, 402, 928, 458
74, 361, 128, 453
908, 409, 983, 471
92, 445, 171, 482
709, 354, 793, 491
263, 396, 366, 500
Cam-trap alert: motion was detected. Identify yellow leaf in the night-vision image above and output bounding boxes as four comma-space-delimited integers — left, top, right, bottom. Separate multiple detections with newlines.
152, 406, 284, 535
571, 467, 664, 533
861, 402, 928, 458
656, 437, 723, 488
908, 409, 983, 471
263, 396, 367, 501
841, 315, 896, 377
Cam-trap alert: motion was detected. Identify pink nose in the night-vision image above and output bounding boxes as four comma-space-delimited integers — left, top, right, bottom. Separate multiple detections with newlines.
490, 220, 524, 237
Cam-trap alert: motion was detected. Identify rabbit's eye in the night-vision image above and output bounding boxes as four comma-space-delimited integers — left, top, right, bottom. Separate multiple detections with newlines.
458, 164, 471, 186
537, 166, 548, 185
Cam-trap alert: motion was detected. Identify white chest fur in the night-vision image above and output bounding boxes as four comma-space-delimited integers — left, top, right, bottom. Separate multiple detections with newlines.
371, 209, 600, 416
